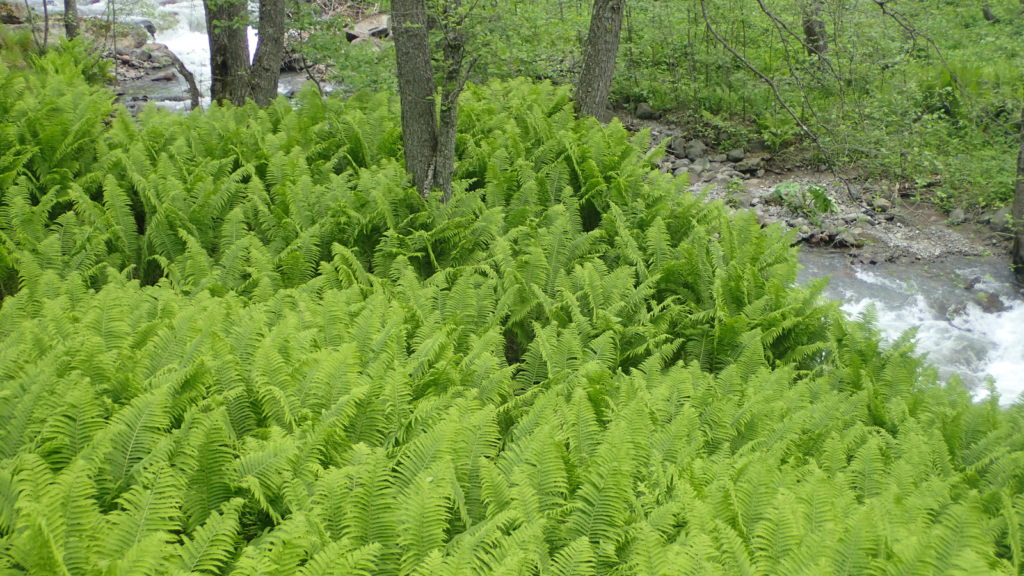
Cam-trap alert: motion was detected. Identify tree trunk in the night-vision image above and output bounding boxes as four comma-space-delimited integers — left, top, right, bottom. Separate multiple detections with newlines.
574, 0, 624, 120
63, 0, 79, 40
392, 0, 439, 198
249, 0, 286, 107
436, 0, 465, 202
982, 0, 999, 21
204, 0, 251, 106
802, 1, 828, 56
1012, 106, 1024, 278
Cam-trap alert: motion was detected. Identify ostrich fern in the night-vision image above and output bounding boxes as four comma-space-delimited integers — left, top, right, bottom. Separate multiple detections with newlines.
0, 53, 1023, 574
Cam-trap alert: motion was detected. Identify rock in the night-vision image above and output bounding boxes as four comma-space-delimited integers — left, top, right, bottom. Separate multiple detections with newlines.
346, 13, 390, 42
136, 19, 157, 41
711, 154, 727, 163
727, 148, 745, 162
119, 54, 132, 65
691, 157, 711, 174
281, 53, 305, 72
669, 137, 688, 156
748, 138, 766, 153
635, 102, 655, 120
962, 276, 981, 290
0, 0, 29, 24
734, 193, 753, 208
673, 167, 689, 178
989, 207, 1012, 233
131, 48, 152, 62
948, 208, 965, 225
978, 211, 994, 224
872, 197, 892, 212
836, 230, 861, 247
734, 158, 763, 173
977, 292, 1007, 313
799, 225, 812, 236
756, 169, 765, 178
671, 159, 691, 170
685, 139, 707, 162
149, 70, 176, 82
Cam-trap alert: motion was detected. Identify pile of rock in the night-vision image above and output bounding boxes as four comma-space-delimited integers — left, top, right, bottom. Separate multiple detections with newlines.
656, 136, 767, 187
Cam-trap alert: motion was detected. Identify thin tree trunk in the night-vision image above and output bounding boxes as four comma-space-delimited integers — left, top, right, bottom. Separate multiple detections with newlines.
436, 0, 465, 202
392, 0, 439, 197
982, 0, 998, 21
1012, 106, 1024, 277
574, 0, 624, 120
204, 0, 250, 106
249, 0, 286, 107
802, 0, 828, 56
63, 0, 79, 40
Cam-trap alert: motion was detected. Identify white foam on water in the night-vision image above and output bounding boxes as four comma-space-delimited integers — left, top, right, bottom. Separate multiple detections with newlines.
154, 0, 258, 97
840, 288, 1024, 406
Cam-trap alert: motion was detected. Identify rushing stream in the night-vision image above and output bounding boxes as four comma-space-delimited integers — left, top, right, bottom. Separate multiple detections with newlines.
798, 249, 1024, 405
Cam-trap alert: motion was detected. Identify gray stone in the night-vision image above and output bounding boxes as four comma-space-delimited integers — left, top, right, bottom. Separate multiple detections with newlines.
673, 167, 689, 178
978, 211, 994, 224
691, 157, 711, 173
872, 197, 892, 212
346, 13, 390, 42
131, 48, 152, 62
836, 230, 861, 247
671, 159, 691, 170
669, 137, 688, 156
948, 208, 965, 225
727, 148, 745, 162
735, 158, 763, 173
711, 154, 727, 163
685, 139, 707, 162
0, 1, 29, 24
977, 292, 1007, 313
989, 207, 1012, 233
635, 102, 655, 120
734, 193, 753, 208
748, 138, 766, 153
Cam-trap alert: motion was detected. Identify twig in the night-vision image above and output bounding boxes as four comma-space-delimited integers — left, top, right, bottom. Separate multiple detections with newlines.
699, 0, 856, 199
300, 54, 324, 97
166, 50, 201, 111
871, 0, 973, 121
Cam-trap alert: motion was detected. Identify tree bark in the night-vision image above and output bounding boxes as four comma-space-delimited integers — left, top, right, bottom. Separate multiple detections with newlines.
63, 0, 79, 40
1012, 106, 1024, 278
249, 0, 286, 107
436, 0, 465, 202
392, 0, 439, 197
982, 0, 999, 21
574, 0, 624, 120
802, 1, 828, 56
204, 0, 251, 106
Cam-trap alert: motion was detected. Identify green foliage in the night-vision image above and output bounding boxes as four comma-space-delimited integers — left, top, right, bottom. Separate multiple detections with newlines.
771, 182, 837, 225
1, 62, 1024, 575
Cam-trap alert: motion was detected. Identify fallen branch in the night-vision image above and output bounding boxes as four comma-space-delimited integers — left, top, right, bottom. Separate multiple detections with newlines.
699, 0, 855, 199
166, 50, 201, 111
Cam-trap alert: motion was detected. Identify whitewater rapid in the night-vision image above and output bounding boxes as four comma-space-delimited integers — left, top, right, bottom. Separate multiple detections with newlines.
798, 250, 1024, 406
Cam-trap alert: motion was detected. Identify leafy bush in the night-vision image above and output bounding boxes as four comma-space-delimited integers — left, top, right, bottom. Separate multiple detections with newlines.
2, 63, 1024, 575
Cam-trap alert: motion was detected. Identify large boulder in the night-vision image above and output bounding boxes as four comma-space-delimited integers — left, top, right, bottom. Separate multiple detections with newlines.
989, 207, 1012, 233
0, 1, 29, 24
346, 13, 390, 43
635, 102, 655, 120
684, 139, 707, 162
734, 157, 763, 173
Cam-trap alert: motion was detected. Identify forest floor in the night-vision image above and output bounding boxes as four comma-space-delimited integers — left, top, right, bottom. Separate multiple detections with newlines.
624, 113, 1015, 267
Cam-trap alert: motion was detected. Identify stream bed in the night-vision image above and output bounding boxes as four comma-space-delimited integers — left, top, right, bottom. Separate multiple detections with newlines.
797, 249, 1024, 405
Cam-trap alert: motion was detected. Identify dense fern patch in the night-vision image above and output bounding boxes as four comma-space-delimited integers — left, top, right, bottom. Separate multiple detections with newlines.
2, 51, 1024, 575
